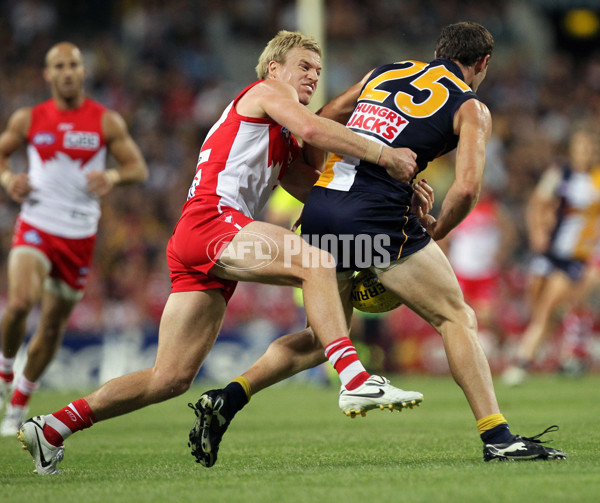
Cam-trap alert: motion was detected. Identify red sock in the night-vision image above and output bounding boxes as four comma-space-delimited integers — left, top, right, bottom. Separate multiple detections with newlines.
10, 374, 38, 407
324, 337, 369, 390
43, 398, 97, 447
0, 371, 13, 384
10, 389, 29, 407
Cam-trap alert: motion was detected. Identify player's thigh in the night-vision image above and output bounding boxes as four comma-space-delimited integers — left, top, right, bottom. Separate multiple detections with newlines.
378, 240, 470, 329
6, 247, 50, 303
214, 220, 333, 286
532, 271, 575, 318
36, 289, 78, 333
153, 290, 227, 378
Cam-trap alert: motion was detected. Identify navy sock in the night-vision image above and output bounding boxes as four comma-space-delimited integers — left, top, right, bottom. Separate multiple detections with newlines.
223, 382, 249, 419
481, 423, 514, 444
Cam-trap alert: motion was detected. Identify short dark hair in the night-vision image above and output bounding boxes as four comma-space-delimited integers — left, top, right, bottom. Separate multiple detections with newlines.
435, 22, 494, 67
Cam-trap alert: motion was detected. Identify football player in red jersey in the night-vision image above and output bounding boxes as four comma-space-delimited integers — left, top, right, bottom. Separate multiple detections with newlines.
16, 31, 424, 474
0, 42, 148, 436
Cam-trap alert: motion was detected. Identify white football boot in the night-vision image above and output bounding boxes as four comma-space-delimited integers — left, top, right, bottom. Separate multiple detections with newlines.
18, 416, 64, 474
339, 375, 423, 417
0, 403, 28, 437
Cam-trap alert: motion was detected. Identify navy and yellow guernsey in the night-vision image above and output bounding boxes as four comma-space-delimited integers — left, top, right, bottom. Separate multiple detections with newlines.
302, 58, 480, 270
316, 58, 478, 194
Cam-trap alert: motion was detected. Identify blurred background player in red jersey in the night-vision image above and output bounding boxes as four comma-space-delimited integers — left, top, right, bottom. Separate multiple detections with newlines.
0, 42, 148, 435
440, 184, 517, 368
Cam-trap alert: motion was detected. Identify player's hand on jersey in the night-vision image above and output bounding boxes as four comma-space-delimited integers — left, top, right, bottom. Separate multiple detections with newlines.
86, 171, 115, 197
380, 147, 417, 183
4, 172, 32, 203
419, 213, 439, 239
411, 179, 434, 218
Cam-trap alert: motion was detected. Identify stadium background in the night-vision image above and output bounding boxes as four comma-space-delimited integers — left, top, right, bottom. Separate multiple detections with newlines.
0, 0, 599, 387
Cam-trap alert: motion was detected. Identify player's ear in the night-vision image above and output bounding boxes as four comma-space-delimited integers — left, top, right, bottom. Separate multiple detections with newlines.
475, 54, 491, 74
267, 60, 279, 79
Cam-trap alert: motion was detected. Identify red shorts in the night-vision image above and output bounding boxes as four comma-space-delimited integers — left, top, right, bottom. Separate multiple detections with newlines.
166, 201, 254, 302
12, 217, 96, 291
455, 274, 499, 304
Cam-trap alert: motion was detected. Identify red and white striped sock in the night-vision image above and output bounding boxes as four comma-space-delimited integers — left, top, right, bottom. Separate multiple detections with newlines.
324, 337, 370, 390
9, 374, 38, 407
0, 354, 15, 384
43, 398, 96, 447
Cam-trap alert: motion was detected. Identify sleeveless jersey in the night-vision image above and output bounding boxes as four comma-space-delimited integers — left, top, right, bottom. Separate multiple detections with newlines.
549, 164, 600, 261
448, 198, 502, 279
184, 80, 301, 219
315, 58, 478, 197
22, 98, 107, 238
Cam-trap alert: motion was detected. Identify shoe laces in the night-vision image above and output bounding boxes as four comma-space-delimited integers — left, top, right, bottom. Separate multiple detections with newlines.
55, 446, 65, 463
518, 425, 559, 444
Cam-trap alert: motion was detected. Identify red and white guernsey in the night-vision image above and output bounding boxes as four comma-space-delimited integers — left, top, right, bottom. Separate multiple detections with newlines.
21, 98, 107, 238
185, 81, 300, 219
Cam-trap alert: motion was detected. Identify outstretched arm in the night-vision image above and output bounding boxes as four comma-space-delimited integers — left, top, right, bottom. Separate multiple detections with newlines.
252, 79, 417, 183
304, 71, 373, 170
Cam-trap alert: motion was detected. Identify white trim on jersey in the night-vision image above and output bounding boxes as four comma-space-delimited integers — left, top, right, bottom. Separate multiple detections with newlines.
20, 145, 105, 238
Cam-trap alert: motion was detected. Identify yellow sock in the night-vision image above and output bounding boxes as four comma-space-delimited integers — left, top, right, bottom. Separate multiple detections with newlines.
477, 413, 508, 435
477, 414, 508, 435
230, 376, 252, 401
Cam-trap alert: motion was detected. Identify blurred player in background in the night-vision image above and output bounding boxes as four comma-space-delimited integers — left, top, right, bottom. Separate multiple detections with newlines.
193, 22, 565, 467
502, 125, 600, 386
440, 184, 517, 362
17, 31, 424, 475
0, 42, 148, 436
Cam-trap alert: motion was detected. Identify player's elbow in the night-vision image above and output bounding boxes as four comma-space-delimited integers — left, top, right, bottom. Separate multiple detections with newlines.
133, 161, 149, 183
459, 181, 481, 207
297, 122, 323, 145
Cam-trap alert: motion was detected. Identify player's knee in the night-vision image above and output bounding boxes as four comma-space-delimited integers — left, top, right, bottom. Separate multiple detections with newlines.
151, 369, 194, 398
6, 296, 35, 319
303, 247, 337, 278
460, 303, 478, 334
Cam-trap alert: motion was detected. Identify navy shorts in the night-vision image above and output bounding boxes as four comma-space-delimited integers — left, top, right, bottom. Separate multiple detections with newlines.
301, 186, 430, 272
529, 253, 586, 282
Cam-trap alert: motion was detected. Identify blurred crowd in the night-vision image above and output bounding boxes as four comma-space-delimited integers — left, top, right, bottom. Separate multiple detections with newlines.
1, 0, 599, 374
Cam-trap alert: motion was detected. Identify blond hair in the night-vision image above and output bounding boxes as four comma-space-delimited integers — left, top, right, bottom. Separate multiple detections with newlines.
255, 30, 322, 79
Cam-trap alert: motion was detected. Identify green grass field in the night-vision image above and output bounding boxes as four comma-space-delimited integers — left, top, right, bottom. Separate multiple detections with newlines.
1, 373, 598, 503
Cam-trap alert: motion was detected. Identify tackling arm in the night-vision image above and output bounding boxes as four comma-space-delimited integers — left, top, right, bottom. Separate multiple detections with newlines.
304, 71, 373, 171
255, 80, 417, 183
279, 156, 321, 203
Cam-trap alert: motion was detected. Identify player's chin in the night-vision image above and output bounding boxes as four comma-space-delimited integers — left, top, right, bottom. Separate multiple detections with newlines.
299, 89, 314, 105
299, 95, 312, 106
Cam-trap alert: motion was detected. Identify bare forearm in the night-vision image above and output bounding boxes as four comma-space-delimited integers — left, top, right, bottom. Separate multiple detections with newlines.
433, 184, 479, 240
111, 160, 148, 185
301, 115, 381, 163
